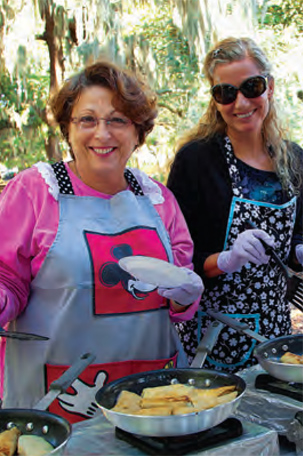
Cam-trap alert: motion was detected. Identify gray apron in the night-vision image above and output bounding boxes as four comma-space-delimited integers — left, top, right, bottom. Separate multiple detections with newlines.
198, 137, 297, 372
3, 163, 187, 422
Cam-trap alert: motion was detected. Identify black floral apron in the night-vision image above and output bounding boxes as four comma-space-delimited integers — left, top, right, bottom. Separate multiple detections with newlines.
178, 137, 297, 372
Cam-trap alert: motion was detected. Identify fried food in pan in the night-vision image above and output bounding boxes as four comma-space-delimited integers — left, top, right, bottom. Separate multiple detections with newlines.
111, 383, 238, 416
112, 390, 142, 413
280, 351, 303, 365
0, 426, 21, 456
17, 435, 54, 456
140, 396, 191, 408
134, 407, 173, 416
141, 383, 195, 399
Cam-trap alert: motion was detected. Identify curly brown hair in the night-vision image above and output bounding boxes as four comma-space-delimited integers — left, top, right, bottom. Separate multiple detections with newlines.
50, 60, 158, 156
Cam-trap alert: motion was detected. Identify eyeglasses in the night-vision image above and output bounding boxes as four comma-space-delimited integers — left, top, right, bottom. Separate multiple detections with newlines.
71, 115, 132, 130
211, 75, 268, 105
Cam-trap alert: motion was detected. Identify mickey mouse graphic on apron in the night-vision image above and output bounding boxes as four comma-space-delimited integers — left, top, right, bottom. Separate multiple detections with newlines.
198, 137, 297, 372
3, 163, 187, 423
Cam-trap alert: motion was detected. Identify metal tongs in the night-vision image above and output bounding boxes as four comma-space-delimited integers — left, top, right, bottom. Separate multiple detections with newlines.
245, 220, 303, 313
245, 220, 289, 279
0, 326, 49, 341
206, 309, 267, 343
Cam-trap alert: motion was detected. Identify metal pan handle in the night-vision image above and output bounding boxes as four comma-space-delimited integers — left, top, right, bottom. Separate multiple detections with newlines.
206, 309, 267, 343
190, 320, 224, 368
49, 353, 96, 393
34, 353, 96, 411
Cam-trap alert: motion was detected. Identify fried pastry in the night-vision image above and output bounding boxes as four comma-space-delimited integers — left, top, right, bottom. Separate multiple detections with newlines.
112, 390, 142, 413
280, 352, 303, 365
140, 396, 190, 408
110, 383, 238, 416
172, 403, 198, 415
17, 435, 54, 456
141, 384, 195, 400
134, 407, 172, 416
190, 385, 236, 399
216, 391, 238, 405
0, 426, 21, 456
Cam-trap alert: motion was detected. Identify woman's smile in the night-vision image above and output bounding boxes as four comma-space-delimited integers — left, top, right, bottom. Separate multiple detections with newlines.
68, 85, 138, 191
234, 109, 256, 119
89, 146, 116, 156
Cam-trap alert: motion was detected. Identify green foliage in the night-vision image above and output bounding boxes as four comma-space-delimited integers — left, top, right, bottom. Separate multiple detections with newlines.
261, 0, 303, 32
1, 0, 303, 180
0, 59, 54, 169
122, 1, 201, 180
0, 71, 18, 113
130, 6, 199, 113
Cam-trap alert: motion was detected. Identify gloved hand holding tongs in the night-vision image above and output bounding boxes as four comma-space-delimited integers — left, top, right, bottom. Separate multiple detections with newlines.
217, 221, 276, 274
218, 220, 303, 312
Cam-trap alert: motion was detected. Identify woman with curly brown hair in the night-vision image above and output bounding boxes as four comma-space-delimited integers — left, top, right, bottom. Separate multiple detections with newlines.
167, 37, 303, 373
0, 61, 203, 422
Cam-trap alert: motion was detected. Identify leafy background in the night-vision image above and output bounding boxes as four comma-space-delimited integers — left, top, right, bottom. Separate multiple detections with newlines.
0, 0, 303, 183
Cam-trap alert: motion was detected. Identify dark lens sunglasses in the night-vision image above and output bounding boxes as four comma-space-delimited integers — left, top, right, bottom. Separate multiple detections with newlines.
211, 75, 268, 105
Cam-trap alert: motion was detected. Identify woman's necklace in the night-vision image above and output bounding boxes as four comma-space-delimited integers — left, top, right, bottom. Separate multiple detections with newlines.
73, 161, 82, 181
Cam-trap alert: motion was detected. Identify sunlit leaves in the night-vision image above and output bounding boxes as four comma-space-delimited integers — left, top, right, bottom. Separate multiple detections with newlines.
262, 0, 303, 32
1, 0, 303, 177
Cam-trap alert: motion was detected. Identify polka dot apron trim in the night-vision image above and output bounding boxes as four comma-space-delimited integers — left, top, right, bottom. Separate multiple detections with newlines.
51, 162, 145, 196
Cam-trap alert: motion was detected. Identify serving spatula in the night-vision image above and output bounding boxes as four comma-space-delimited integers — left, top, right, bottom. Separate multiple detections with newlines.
0, 326, 49, 340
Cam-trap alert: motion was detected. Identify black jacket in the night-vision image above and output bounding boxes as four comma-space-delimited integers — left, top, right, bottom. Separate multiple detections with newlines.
167, 134, 303, 280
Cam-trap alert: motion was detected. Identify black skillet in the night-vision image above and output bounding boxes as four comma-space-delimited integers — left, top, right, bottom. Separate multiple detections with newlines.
0, 353, 95, 455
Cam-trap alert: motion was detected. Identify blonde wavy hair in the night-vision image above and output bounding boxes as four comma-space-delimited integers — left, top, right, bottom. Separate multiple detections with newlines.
177, 37, 301, 191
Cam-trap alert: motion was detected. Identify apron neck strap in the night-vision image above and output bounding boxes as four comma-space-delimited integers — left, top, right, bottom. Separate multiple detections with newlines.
52, 162, 145, 196
124, 168, 144, 196
52, 161, 75, 195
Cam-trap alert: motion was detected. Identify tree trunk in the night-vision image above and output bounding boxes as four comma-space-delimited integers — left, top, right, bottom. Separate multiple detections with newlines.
39, 0, 65, 162
45, 131, 62, 162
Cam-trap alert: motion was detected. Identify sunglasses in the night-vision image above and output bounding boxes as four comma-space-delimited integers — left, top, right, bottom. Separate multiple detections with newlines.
211, 75, 268, 105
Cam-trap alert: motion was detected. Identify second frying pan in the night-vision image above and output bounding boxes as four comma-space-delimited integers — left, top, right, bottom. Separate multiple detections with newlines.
207, 309, 303, 383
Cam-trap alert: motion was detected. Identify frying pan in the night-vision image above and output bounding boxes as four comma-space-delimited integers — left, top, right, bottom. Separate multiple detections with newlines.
207, 309, 303, 384
95, 322, 246, 437
0, 352, 95, 455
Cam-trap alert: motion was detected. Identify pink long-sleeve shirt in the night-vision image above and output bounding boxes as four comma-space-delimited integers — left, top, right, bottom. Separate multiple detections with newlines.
0, 162, 198, 329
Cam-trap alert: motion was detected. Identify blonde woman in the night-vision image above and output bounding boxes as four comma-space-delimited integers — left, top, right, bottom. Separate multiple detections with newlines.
168, 37, 303, 372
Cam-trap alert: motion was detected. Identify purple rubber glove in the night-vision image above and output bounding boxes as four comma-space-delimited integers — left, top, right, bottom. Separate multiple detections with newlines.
158, 268, 204, 306
295, 244, 303, 265
217, 229, 275, 274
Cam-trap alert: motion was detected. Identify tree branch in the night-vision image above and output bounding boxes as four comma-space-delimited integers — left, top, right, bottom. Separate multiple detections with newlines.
158, 102, 183, 117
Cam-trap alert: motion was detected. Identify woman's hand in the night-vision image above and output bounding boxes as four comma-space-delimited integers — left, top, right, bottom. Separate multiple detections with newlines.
217, 229, 275, 274
295, 244, 303, 265
157, 268, 204, 306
